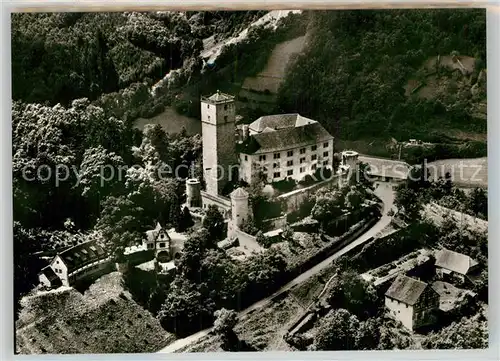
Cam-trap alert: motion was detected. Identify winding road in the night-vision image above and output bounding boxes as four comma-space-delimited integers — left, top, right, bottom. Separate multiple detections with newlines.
158, 182, 396, 353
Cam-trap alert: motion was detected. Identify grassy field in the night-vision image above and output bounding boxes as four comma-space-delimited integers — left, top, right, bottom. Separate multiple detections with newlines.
16, 272, 176, 354
178, 296, 302, 353
242, 34, 308, 93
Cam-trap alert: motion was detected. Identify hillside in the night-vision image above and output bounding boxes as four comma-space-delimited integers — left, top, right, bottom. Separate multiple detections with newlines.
276, 9, 486, 150
16, 272, 176, 354
11, 11, 265, 106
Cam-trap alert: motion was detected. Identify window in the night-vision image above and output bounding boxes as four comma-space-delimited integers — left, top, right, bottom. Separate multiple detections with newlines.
311, 154, 317, 161
244, 155, 248, 161
300, 148, 306, 154
259, 155, 266, 161
300, 167, 305, 173
323, 151, 329, 157
311, 145, 317, 151
273, 172, 281, 178
287, 169, 293, 176
159, 242, 166, 248
224, 115, 228, 122
311, 164, 317, 171
300, 157, 306, 164
287, 150, 294, 157
273, 153, 281, 159
207, 104, 210, 109
147, 243, 154, 249
273, 162, 280, 169
208, 115, 211, 122
323, 142, 329, 148
323, 160, 329, 166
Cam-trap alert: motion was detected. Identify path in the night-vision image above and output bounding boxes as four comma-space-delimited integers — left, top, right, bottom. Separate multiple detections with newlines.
158, 182, 395, 353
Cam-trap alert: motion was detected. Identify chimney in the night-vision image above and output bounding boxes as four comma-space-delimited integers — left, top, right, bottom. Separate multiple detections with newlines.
242, 124, 249, 140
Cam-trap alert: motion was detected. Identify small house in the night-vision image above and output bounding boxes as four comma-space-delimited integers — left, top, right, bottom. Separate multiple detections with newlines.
385, 274, 439, 331
143, 223, 185, 262
38, 239, 111, 288
435, 248, 480, 284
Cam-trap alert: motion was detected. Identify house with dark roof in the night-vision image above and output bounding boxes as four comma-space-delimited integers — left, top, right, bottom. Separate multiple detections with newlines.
384, 274, 439, 330
143, 223, 186, 262
238, 113, 334, 184
435, 248, 480, 284
38, 238, 112, 288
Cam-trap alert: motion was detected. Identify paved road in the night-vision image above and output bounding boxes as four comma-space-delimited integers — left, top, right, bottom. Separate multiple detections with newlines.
158, 182, 396, 353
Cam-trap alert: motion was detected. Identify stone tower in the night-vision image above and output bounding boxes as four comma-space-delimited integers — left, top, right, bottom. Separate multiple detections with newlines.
185, 178, 201, 208
201, 91, 237, 196
230, 187, 249, 228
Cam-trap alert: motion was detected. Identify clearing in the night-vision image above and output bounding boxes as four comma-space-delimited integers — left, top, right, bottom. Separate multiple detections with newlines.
242, 34, 308, 94
425, 157, 487, 188
16, 272, 176, 354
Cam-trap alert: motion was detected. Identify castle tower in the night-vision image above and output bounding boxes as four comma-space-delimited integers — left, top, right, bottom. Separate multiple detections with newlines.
230, 187, 249, 228
185, 178, 201, 208
201, 91, 238, 196
341, 150, 359, 171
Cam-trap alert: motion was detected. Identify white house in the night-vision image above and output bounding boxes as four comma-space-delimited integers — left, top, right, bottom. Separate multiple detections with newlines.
238, 113, 334, 184
384, 274, 440, 331
38, 239, 111, 288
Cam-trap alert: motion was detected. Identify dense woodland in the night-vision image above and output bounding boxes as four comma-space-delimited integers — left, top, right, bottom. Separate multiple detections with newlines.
277, 9, 486, 147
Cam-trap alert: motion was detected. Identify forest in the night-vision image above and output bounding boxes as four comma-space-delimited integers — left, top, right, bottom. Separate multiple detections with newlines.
277, 9, 486, 147
12, 10, 488, 341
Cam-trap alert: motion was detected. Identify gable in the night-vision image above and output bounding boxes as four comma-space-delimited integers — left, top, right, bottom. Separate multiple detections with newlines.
51, 255, 67, 270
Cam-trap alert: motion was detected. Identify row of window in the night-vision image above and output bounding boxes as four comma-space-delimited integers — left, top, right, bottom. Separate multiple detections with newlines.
147, 242, 168, 249
272, 161, 330, 179
259, 151, 329, 162
273, 158, 329, 168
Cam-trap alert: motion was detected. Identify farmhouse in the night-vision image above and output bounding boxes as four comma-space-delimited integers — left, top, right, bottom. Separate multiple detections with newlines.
384, 274, 439, 331
435, 248, 480, 284
38, 239, 111, 288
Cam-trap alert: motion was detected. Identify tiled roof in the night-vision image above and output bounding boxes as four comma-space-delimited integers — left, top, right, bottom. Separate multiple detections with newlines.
145, 223, 171, 243
230, 187, 249, 198
40, 266, 60, 283
385, 274, 428, 306
240, 121, 333, 155
435, 248, 478, 275
249, 113, 316, 133
204, 91, 234, 103
59, 238, 107, 274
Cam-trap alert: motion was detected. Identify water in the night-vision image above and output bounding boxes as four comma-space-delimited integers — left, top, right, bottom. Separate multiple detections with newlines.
134, 107, 201, 136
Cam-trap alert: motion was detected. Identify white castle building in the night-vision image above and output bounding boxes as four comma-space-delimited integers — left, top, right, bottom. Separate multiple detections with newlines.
186, 91, 344, 240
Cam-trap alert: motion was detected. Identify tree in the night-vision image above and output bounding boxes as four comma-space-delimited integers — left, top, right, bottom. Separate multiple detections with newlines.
178, 206, 195, 232
466, 187, 487, 219
313, 308, 360, 350
202, 205, 225, 241
422, 316, 487, 349
96, 196, 145, 253
327, 269, 381, 319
